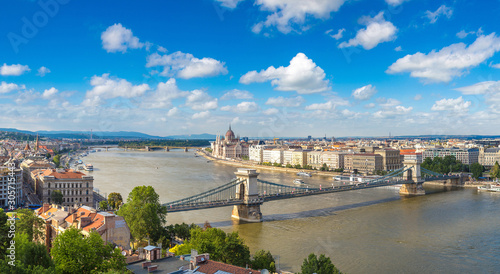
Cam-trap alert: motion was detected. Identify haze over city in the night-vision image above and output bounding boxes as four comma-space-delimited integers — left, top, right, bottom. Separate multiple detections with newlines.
1, 0, 500, 137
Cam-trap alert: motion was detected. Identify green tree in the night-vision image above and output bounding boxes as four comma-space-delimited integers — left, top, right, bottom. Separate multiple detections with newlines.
251, 250, 276, 272
116, 186, 167, 244
320, 163, 329, 171
285, 164, 293, 168
50, 190, 63, 205
99, 200, 109, 211
490, 161, 500, 179
300, 253, 342, 274
0, 208, 9, 257
294, 164, 302, 169
15, 209, 45, 242
51, 228, 127, 274
0, 233, 55, 274
53, 154, 61, 168
108, 192, 123, 210
189, 227, 250, 267
470, 163, 484, 179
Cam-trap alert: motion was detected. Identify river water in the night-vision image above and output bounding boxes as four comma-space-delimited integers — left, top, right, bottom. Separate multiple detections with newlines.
85, 150, 500, 273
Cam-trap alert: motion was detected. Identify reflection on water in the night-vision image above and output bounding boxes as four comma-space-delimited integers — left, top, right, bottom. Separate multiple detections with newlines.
86, 150, 500, 273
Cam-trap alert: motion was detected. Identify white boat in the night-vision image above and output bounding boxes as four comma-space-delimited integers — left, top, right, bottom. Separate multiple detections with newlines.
297, 172, 312, 177
293, 178, 306, 185
478, 184, 500, 192
84, 163, 94, 171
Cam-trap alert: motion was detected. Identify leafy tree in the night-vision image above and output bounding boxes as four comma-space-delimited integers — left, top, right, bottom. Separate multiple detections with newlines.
490, 161, 500, 179
50, 190, 63, 205
241, 155, 249, 160
470, 163, 484, 179
169, 243, 193, 255
51, 228, 127, 274
294, 164, 302, 169
189, 227, 250, 267
0, 208, 9, 257
0, 233, 55, 273
53, 155, 61, 168
108, 192, 123, 210
99, 200, 109, 211
320, 163, 329, 171
285, 164, 293, 168
421, 156, 465, 175
15, 209, 45, 242
300, 253, 342, 274
251, 250, 276, 272
116, 186, 167, 243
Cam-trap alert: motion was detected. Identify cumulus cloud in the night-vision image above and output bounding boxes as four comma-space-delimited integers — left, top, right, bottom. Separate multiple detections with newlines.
431, 96, 471, 112
185, 90, 218, 111
455, 81, 500, 111
352, 84, 377, 100
491, 63, 500, 69
83, 74, 150, 106
394, 46, 402, 51
167, 107, 179, 117
37, 66, 51, 77
374, 105, 412, 118
425, 5, 453, 24
263, 108, 279, 115
252, 0, 346, 34
0, 64, 30, 76
377, 98, 401, 108
42, 87, 58, 99
265, 96, 305, 107
146, 52, 228, 79
326, 28, 345, 40
214, 0, 245, 8
142, 78, 189, 109
240, 53, 329, 94
387, 33, 500, 83
192, 111, 210, 119
305, 97, 349, 110
339, 12, 397, 50
101, 23, 144, 53
221, 101, 259, 113
385, 0, 409, 6
414, 94, 422, 100
220, 89, 253, 100
0, 82, 25, 94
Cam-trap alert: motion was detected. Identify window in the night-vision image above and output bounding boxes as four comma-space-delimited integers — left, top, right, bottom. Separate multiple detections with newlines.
86, 197, 88, 202
86, 190, 88, 195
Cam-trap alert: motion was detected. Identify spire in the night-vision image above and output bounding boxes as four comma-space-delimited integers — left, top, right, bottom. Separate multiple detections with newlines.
35, 133, 39, 151
229, 124, 231, 131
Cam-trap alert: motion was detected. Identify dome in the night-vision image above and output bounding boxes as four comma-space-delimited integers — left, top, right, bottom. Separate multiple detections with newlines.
225, 125, 235, 141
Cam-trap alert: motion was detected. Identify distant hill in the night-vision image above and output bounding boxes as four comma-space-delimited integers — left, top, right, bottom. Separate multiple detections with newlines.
164, 133, 216, 140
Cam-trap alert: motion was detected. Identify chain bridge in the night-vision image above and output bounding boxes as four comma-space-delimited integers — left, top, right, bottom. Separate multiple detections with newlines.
164, 161, 462, 222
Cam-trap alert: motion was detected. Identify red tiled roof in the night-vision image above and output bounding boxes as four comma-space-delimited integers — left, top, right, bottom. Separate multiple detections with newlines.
196, 260, 261, 274
40, 169, 87, 179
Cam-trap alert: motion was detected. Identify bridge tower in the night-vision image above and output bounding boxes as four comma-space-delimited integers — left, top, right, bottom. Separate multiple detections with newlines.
399, 160, 425, 196
231, 168, 263, 222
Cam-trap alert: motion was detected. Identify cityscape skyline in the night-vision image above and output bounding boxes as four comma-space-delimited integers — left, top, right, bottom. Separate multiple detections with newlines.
1, 0, 500, 137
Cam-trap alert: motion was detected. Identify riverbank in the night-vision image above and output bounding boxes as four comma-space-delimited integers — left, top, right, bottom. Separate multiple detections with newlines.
196, 150, 341, 178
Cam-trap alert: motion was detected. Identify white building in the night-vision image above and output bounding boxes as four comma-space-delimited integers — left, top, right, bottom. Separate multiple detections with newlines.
0, 165, 23, 207
307, 151, 323, 169
263, 148, 283, 164
422, 148, 479, 165
479, 147, 500, 167
321, 151, 347, 170
249, 145, 266, 163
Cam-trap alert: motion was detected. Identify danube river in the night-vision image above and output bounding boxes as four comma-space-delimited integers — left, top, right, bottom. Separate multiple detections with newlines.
85, 149, 500, 273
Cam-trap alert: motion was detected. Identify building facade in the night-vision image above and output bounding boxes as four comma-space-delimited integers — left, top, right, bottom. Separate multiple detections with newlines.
32, 168, 94, 207
321, 151, 347, 170
0, 165, 23, 207
262, 148, 283, 164
479, 147, 500, 167
374, 148, 402, 171
211, 126, 249, 159
344, 154, 383, 173
422, 148, 479, 165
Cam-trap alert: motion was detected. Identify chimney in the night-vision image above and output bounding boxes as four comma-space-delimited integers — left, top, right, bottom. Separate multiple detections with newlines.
79, 217, 92, 229
42, 203, 50, 213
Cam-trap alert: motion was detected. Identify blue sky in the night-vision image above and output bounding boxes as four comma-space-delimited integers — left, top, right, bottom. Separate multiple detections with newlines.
1, 0, 500, 138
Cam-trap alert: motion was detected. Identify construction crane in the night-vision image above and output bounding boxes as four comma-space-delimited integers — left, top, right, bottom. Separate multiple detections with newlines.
273, 137, 279, 145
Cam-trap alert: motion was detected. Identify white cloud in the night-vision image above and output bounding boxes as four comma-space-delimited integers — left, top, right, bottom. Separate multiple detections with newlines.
326, 28, 345, 40
265, 96, 305, 107
431, 96, 471, 112
192, 111, 210, 119
37, 66, 51, 77
0, 64, 30, 76
352, 84, 377, 100
83, 74, 150, 106
305, 97, 349, 110
425, 5, 453, 24
101, 23, 144, 53
221, 101, 259, 113
414, 94, 422, 100
339, 12, 397, 50
455, 81, 500, 95
220, 89, 253, 100
377, 98, 401, 108
252, 0, 346, 34
394, 46, 402, 51
240, 53, 330, 94
42, 87, 58, 99
263, 108, 279, 115
167, 107, 179, 117
374, 105, 412, 118
215, 0, 245, 8
491, 63, 500, 69
364, 103, 376, 108
185, 90, 218, 111
457, 30, 473, 39
142, 78, 189, 109
0, 82, 25, 94
387, 33, 500, 83
146, 52, 228, 79
385, 0, 409, 6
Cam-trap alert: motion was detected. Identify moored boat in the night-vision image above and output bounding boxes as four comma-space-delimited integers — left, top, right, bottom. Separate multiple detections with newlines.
293, 178, 306, 185
297, 172, 312, 177
84, 163, 94, 171
477, 184, 500, 192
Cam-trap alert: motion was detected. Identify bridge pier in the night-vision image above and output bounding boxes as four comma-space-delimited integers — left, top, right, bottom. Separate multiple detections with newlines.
399, 160, 426, 196
165, 146, 170, 152
231, 168, 263, 223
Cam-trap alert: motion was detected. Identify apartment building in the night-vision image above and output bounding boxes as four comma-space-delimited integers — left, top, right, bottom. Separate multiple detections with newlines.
422, 148, 479, 165
479, 147, 500, 167
344, 154, 383, 173
307, 151, 323, 169
262, 148, 283, 164
321, 151, 347, 170
248, 145, 266, 163
0, 165, 23, 207
374, 148, 402, 171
